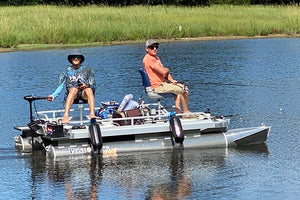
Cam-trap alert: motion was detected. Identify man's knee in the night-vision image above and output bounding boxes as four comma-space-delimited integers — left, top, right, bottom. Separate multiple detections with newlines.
86, 88, 94, 95
68, 87, 78, 94
67, 88, 78, 99
83, 88, 94, 98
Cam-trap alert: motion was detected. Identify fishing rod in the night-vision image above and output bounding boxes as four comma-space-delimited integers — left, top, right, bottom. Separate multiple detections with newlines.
200, 82, 259, 87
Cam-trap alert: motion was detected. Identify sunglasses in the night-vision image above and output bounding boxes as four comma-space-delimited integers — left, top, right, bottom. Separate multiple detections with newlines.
71, 55, 81, 60
148, 45, 159, 50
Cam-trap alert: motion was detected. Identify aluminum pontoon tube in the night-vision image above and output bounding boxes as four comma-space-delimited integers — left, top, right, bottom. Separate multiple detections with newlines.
181, 133, 227, 148
101, 133, 228, 154
45, 144, 92, 158
14, 135, 43, 151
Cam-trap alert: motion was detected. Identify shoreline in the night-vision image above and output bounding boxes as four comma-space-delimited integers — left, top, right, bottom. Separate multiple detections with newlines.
1, 34, 299, 53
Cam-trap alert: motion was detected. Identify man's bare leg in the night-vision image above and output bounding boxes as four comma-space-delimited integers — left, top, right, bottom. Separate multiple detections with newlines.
174, 95, 182, 113
181, 91, 190, 113
63, 87, 78, 124
82, 88, 96, 119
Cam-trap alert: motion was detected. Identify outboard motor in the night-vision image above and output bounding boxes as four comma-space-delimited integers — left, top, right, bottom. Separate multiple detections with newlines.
169, 114, 184, 145
89, 123, 103, 153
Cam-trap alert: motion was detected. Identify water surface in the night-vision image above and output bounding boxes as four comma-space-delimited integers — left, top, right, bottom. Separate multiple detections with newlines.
1, 38, 300, 199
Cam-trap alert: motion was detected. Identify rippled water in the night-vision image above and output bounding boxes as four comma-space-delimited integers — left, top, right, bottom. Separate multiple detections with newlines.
1, 38, 300, 199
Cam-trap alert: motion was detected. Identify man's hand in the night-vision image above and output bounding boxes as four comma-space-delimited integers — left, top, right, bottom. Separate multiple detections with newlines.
171, 80, 178, 84
78, 83, 87, 90
46, 95, 54, 101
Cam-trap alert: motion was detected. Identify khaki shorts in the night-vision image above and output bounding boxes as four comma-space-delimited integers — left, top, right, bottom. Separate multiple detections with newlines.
154, 82, 184, 95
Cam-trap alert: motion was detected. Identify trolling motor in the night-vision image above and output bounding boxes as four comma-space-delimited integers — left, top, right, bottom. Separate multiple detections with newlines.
24, 95, 48, 151
24, 95, 48, 131
24, 95, 48, 122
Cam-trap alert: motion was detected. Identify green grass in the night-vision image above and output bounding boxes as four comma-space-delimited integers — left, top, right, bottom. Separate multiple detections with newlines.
1, 5, 300, 49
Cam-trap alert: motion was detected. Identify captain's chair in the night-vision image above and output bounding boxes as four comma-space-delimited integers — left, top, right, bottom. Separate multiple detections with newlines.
139, 68, 173, 114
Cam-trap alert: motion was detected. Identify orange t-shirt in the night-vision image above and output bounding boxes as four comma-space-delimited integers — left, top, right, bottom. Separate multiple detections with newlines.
143, 53, 165, 89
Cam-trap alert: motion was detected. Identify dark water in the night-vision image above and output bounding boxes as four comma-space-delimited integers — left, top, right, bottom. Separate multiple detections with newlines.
1, 38, 300, 199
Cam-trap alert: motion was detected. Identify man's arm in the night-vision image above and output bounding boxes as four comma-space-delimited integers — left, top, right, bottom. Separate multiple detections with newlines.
153, 66, 177, 83
46, 73, 66, 101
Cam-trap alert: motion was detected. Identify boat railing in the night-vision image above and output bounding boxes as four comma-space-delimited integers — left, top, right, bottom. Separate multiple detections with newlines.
35, 104, 213, 127
37, 108, 76, 121
101, 111, 212, 126
36, 106, 103, 121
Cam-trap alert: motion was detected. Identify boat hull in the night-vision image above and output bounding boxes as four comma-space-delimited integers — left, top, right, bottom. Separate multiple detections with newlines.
13, 102, 270, 157
40, 126, 270, 157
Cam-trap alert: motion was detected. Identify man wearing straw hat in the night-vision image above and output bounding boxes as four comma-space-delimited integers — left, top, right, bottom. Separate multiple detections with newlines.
46, 49, 96, 124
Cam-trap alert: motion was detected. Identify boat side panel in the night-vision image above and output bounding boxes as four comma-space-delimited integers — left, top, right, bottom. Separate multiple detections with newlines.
68, 118, 229, 140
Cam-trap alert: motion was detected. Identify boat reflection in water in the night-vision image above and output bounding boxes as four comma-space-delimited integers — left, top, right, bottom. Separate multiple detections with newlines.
25, 145, 268, 199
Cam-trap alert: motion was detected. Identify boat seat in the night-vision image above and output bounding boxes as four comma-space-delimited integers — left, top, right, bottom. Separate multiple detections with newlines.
139, 68, 174, 99
139, 68, 173, 114
75, 99, 87, 125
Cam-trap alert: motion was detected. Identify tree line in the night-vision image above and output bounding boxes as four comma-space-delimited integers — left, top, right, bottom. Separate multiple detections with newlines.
4, 0, 300, 6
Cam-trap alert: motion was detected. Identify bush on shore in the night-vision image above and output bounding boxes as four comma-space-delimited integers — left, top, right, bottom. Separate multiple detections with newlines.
1, 5, 300, 49
4, 0, 300, 6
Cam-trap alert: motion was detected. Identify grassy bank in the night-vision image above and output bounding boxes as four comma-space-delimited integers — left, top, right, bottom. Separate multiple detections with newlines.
1, 5, 300, 50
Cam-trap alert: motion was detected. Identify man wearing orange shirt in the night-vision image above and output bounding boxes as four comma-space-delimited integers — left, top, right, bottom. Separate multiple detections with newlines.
143, 39, 191, 114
